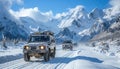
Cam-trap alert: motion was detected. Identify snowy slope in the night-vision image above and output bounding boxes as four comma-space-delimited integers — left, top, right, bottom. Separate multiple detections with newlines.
88, 8, 104, 19
56, 27, 80, 43
91, 15, 120, 41
56, 6, 95, 42
0, 14, 28, 40
56, 7, 108, 42
58, 6, 92, 32
20, 16, 60, 34
0, 0, 29, 40
79, 6, 120, 41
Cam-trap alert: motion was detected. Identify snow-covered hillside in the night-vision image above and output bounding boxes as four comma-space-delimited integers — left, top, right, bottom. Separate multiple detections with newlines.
79, 5, 120, 41
0, 0, 28, 40
56, 6, 95, 42
0, 10, 28, 40
91, 15, 120, 41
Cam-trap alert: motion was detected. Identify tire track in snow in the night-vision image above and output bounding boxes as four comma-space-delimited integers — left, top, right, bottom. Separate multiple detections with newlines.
55, 50, 79, 69
16, 61, 41, 69
0, 59, 33, 69
0, 58, 24, 68
35, 50, 76, 69
21, 50, 73, 69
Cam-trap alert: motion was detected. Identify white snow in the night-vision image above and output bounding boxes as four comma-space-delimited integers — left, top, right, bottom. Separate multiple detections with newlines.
58, 5, 91, 32
0, 48, 22, 57
79, 29, 90, 36
0, 41, 25, 57
0, 42, 120, 69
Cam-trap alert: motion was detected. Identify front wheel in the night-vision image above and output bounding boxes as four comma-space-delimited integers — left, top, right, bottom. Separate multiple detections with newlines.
51, 48, 56, 58
44, 52, 50, 62
24, 53, 30, 61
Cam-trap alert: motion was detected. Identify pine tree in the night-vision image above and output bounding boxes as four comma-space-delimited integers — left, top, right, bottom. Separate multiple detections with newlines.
0, 24, 7, 49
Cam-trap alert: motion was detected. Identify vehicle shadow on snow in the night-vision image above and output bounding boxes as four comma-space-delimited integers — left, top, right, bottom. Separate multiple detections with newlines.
29, 59, 44, 62
47, 56, 103, 64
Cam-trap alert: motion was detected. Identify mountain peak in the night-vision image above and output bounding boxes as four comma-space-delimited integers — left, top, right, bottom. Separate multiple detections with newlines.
74, 5, 84, 11
89, 8, 104, 19
92, 8, 100, 12
69, 5, 85, 13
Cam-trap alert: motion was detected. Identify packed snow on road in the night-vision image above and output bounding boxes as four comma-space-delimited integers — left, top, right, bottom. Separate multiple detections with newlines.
0, 41, 120, 69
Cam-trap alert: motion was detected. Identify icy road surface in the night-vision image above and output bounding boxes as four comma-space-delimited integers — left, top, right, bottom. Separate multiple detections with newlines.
0, 44, 120, 69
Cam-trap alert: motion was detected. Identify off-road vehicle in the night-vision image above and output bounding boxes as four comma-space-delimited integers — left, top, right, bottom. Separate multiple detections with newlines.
23, 31, 56, 62
62, 40, 73, 50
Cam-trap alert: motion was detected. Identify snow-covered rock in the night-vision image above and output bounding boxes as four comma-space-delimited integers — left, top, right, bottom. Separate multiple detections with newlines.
88, 8, 104, 19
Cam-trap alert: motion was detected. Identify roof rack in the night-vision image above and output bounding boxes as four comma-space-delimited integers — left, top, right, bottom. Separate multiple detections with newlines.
30, 31, 54, 36
43, 31, 54, 36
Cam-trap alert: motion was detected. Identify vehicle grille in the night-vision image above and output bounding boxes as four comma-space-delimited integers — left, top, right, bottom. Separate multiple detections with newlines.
65, 45, 70, 46
31, 46, 37, 50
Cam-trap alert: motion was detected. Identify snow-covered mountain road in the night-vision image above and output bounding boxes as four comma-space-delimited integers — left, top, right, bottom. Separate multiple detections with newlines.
0, 47, 76, 69
0, 44, 120, 69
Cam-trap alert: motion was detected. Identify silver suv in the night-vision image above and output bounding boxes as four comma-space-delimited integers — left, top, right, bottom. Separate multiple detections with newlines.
23, 31, 56, 62
62, 40, 73, 50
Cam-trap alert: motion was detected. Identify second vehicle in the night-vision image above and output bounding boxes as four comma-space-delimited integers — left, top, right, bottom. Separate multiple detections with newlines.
62, 40, 73, 50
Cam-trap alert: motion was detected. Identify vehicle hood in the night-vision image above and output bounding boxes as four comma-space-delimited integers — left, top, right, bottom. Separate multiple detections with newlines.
25, 42, 48, 47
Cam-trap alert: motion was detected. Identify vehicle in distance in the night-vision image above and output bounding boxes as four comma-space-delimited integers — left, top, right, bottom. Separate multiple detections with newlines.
62, 40, 73, 50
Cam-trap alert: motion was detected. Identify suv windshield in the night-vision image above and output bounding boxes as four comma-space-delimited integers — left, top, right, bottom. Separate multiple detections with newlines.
63, 40, 72, 43
29, 35, 50, 42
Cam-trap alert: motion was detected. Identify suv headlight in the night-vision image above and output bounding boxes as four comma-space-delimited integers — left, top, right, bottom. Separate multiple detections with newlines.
24, 46, 30, 50
39, 46, 45, 50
